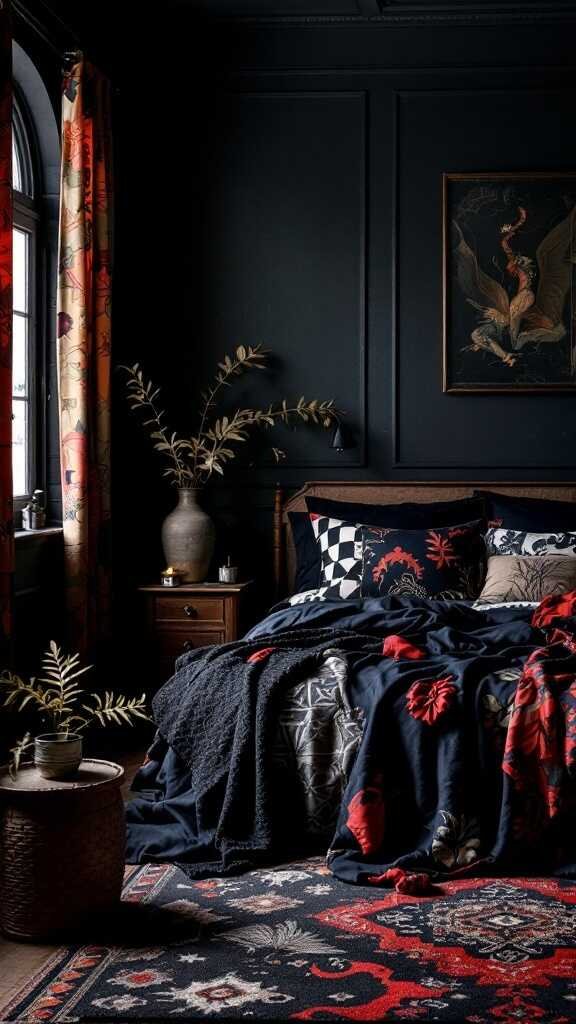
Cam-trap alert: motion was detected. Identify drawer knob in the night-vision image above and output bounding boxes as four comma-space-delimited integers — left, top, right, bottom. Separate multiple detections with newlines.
183, 604, 196, 618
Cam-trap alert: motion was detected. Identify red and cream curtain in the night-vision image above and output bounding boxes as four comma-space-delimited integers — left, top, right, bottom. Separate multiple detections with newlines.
57, 58, 113, 655
0, 5, 12, 657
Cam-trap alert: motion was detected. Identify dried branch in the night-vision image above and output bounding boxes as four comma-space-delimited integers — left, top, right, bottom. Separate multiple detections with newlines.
81, 691, 150, 728
123, 346, 342, 487
121, 363, 195, 487
9, 733, 33, 780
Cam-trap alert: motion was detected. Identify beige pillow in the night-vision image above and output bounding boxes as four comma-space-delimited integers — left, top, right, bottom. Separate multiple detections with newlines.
478, 554, 576, 604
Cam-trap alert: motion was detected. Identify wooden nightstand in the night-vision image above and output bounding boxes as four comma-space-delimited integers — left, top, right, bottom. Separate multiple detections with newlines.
138, 581, 253, 685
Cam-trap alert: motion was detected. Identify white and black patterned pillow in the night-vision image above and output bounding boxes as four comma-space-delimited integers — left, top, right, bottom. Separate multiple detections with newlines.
485, 527, 576, 557
288, 587, 330, 606
309, 514, 363, 600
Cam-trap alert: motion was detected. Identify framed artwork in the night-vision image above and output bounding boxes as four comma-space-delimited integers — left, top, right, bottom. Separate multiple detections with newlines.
443, 172, 576, 392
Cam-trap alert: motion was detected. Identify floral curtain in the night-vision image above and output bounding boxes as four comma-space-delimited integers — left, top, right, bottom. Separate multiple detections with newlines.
57, 59, 113, 655
0, 4, 12, 658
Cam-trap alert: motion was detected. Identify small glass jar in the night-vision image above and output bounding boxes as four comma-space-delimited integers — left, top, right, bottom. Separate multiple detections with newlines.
219, 565, 238, 583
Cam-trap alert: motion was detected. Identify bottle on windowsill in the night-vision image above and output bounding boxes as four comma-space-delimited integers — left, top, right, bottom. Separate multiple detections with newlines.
22, 489, 46, 530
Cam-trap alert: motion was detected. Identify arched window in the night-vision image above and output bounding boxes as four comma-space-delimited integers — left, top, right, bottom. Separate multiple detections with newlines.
11, 41, 60, 520
12, 89, 38, 499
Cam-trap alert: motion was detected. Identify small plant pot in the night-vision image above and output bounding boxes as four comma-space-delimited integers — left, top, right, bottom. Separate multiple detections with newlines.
34, 733, 83, 780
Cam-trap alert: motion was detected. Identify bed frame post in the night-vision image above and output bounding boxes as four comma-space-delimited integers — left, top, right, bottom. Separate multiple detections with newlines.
273, 483, 284, 599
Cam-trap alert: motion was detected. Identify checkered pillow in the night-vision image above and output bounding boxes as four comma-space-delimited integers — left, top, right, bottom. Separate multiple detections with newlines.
309, 514, 364, 600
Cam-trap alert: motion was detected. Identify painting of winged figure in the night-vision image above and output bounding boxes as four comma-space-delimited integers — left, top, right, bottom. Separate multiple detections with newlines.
443, 173, 576, 391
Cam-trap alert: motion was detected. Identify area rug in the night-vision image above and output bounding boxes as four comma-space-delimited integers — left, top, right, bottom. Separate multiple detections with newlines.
3, 859, 576, 1023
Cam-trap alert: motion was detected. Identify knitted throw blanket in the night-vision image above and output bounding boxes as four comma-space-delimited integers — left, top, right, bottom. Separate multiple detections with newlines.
151, 627, 382, 874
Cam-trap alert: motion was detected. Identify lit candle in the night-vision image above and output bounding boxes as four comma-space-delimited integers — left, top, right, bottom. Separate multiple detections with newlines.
161, 566, 181, 586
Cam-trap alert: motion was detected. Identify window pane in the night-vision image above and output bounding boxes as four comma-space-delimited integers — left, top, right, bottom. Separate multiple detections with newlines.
12, 399, 27, 497
12, 135, 22, 192
13, 228, 28, 313
12, 315, 27, 397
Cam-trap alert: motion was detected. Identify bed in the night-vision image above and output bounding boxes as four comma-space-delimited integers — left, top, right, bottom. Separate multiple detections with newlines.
126, 481, 576, 890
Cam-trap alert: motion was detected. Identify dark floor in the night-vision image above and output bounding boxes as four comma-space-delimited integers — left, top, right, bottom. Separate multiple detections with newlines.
0, 745, 147, 1015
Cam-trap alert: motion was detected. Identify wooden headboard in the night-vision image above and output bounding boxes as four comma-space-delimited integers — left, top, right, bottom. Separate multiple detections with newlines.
273, 480, 576, 597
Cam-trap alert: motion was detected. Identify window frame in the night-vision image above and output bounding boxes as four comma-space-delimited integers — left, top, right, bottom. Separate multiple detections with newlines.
12, 88, 43, 515
12, 93, 35, 199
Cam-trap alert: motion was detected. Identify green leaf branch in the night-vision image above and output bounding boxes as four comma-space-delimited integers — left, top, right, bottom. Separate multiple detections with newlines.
122, 344, 342, 488
1, 641, 150, 776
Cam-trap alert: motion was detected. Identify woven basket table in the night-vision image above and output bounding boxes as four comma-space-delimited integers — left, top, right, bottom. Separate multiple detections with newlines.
0, 759, 125, 940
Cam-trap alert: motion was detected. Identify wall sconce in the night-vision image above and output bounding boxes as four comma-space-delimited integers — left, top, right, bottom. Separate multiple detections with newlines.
330, 422, 355, 453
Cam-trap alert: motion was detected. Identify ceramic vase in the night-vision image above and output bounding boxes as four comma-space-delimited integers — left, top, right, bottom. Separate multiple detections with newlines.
161, 488, 215, 582
34, 733, 83, 780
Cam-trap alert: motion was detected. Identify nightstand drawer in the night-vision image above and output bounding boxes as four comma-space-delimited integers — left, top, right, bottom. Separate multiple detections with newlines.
139, 581, 252, 689
156, 629, 225, 658
154, 596, 225, 623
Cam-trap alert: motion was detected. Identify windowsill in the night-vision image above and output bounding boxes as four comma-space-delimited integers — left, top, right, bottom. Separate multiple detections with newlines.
15, 526, 63, 543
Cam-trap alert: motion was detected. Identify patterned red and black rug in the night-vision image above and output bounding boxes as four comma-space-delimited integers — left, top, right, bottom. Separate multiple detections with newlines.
3, 859, 576, 1023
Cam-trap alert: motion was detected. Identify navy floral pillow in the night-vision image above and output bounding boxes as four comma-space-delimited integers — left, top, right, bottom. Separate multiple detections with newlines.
361, 521, 485, 600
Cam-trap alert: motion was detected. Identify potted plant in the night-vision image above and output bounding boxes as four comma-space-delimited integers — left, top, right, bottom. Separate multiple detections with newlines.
1, 642, 149, 779
123, 344, 341, 581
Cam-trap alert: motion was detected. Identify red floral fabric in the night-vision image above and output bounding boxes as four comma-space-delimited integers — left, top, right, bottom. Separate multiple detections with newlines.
382, 634, 426, 660
531, 589, 576, 629
246, 647, 276, 664
368, 866, 433, 894
58, 60, 114, 654
0, 12, 12, 653
503, 644, 576, 818
547, 626, 576, 654
345, 778, 385, 855
406, 676, 457, 725
495, 592, 576, 826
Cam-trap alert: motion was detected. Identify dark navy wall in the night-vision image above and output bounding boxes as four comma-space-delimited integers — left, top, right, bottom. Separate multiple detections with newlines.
107, 9, 576, 601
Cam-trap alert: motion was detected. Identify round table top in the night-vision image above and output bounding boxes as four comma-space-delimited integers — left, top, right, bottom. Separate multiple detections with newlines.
0, 758, 124, 793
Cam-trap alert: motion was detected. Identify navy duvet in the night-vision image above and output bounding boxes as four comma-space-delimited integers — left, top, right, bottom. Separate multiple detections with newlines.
126, 594, 576, 888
